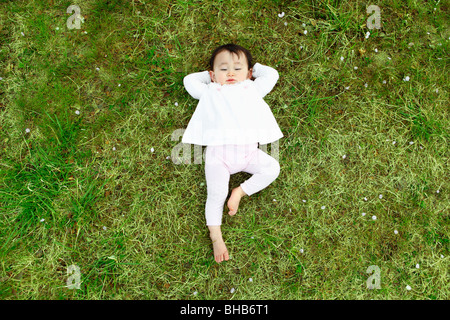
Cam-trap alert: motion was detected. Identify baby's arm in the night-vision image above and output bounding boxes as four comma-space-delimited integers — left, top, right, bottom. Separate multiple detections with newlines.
251, 63, 279, 97
183, 71, 211, 100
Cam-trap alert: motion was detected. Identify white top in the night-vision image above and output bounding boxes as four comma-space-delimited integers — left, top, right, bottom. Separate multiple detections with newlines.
181, 63, 284, 146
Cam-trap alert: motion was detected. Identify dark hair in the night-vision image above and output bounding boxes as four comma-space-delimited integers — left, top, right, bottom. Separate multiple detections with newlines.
208, 44, 253, 71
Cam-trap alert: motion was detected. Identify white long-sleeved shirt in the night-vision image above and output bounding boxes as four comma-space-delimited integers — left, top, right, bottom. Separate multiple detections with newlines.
182, 63, 283, 146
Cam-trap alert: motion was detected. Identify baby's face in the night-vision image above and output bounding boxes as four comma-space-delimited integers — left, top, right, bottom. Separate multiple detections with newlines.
210, 50, 252, 85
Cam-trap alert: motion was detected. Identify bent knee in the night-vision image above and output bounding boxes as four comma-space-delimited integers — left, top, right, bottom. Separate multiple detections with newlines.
270, 160, 280, 180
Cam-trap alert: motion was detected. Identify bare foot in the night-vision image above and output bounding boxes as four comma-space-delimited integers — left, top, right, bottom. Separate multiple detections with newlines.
227, 186, 247, 216
208, 226, 229, 263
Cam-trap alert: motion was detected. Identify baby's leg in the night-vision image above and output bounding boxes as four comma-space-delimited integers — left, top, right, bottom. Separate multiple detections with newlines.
205, 146, 231, 263
240, 148, 280, 197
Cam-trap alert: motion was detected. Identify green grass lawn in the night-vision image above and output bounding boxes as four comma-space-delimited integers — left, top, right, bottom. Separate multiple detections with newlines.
0, 0, 448, 300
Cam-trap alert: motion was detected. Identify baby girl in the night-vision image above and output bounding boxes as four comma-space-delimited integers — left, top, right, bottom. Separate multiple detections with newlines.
182, 44, 283, 263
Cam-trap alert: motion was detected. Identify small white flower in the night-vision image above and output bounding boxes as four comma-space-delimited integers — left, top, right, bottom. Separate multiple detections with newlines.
379, 194, 383, 199
112, 147, 116, 151
362, 212, 366, 216
84, 31, 87, 34
340, 56, 344, 61
415, 264, 420, 269
25, 128, 30, 133
409, 141, 414, 145
354, 66, 358, 70
40, 218, 45, 222
300, 45, 303, 49
151, 147, 154, 153
365, 31, 370, 39
174, 102, 178, 106
364, 83, 368, 87
303, 30, 308, 35
248, 278, 253, 282
302, 199, 306, 203
374, 48, 378, 52
118, 83, 121, 87
75, 110, 80, 115
193, 291, 198, 296
436, 190, 440, 194
103, 226, 107, 230
382, 80, 386, 84
342, 154, 346, 159
273, 199, 276, 202
284, 22, 288, 26
166, 156, 170, 160
435, 88, 438, 93
0, 77, 3, 80
403, 76, 410, 81
364, 197, 368, 201
441, 254, 444, 258
56, 27, 60, 30
394, 229, 398, 234
302, 23, 306, 27
21, 32, 25, 36
96, 67, 100, 71
230, 288, 235, 294
387, 57, 391, 60
345, 86, 350, 90
406, 285, 412, 291
321, 206, 326, 210
393, 141, 396, 145
300, 248, 304, 253
278, 12, 285, 18
427, 32, 430, 35
372, 215, 377, 220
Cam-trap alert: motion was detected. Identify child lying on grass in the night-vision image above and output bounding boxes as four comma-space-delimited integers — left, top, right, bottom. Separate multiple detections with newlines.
182, 43, 283, 263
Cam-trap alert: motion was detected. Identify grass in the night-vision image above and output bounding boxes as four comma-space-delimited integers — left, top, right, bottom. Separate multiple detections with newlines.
0, 0, 448, 300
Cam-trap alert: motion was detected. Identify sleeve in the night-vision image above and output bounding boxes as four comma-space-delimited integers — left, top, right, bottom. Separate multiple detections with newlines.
183, 71, 211, 100
251, 63, 279, 97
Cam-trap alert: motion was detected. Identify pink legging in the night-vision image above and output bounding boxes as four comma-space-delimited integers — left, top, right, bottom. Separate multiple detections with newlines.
204, 143, 280, 226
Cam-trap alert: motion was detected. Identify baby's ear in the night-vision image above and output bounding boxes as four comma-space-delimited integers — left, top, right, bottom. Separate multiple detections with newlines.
247, 68, 253, 80
209, 70, 215, 82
